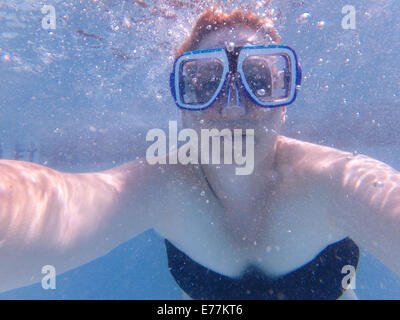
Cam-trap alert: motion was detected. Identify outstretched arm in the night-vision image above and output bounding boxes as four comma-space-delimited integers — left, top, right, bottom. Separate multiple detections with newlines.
328, 151, 400, 275
0, 159, 175, 293
277, 136, 400, 275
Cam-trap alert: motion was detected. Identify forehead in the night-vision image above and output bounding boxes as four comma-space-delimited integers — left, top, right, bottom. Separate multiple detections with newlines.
197, 25, 267, 50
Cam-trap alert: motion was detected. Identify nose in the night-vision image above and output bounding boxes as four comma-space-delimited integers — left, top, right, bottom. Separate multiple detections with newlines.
220, 73, 246, 119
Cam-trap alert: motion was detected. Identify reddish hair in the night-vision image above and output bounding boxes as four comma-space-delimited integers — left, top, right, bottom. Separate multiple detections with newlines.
175, 8, 281, 57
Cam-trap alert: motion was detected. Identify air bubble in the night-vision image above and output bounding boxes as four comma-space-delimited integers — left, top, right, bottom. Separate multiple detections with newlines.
226, 41, 235, 52
2, 54, 11, 62
296, 12, 311, 24
316, 20, 325, 30
123, 17, 131, 28
373, 181, 384, 188
257, 88, 266, 96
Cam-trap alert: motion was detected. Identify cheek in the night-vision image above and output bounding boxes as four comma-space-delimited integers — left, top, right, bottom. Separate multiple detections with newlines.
244, 98, 285, 124
246, 106, 273, 121
181, 110, 217, 132
182, 108, 217, 125
200, 106, 221, 120
182, 104, 224, 124
244, 99, 279, 122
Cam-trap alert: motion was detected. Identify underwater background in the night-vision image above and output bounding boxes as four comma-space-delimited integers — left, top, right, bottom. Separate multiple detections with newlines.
0, 0, 399, 299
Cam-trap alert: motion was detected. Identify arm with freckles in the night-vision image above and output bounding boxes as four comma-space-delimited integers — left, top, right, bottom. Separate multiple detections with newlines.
277, 136, 400, 275
0, 159, 177, 293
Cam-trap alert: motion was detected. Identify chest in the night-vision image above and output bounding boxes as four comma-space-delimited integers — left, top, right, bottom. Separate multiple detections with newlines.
155, 173, 347, 278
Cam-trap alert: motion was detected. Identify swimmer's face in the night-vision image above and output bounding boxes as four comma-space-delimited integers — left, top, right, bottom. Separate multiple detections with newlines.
181, 25, 286, 152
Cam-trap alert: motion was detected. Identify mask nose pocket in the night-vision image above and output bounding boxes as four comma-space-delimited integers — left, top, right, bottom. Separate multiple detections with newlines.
221, 75, 246, 118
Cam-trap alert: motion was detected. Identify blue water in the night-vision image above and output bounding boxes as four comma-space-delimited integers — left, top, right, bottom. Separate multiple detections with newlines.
1, 229, 400, 299
0, 0, 400, 299
0, 231, 183, 299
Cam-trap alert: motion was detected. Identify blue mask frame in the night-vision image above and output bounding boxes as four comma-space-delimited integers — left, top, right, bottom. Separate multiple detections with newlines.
170, 44, 302, 111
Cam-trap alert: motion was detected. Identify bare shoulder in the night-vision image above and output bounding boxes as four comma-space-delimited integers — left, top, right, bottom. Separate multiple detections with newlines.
0, 157, 199, 293
275, 135, 348, 164
274, 136, 400, 276
274, 135, 353, 185
0, 158, 61, 176
0, 159, 66, 202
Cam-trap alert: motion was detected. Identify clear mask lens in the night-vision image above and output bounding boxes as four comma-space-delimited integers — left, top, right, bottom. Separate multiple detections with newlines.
242, 53, 292, 103
179, 58, 224, 105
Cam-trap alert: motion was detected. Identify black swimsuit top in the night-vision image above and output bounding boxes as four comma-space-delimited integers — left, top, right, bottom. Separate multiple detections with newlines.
165, 237, 359, 300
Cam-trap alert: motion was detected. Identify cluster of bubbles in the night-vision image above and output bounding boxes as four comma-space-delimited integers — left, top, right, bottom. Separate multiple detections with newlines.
1, 0, 395, 103
0, 0, 282, 70
0, 0, 288, 168
1, 0, 399, 170
0, 0, 291, 122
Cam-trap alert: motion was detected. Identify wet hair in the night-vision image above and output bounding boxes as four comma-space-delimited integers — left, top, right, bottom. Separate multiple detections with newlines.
175, 8, 281, 57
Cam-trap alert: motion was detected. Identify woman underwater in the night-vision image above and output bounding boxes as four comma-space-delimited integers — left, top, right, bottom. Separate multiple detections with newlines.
1, 8, 400, 300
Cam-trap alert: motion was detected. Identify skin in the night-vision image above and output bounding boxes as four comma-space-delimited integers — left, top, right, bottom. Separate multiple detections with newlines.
0, 25, 400, 300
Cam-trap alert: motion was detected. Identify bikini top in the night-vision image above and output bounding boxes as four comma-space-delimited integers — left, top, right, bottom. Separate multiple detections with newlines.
165, 237, 359, 300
